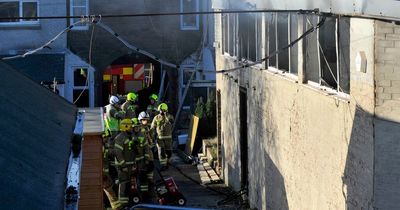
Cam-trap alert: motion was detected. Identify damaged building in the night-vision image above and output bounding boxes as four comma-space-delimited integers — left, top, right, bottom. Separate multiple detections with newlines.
213, 0, 400, 209
68, 0, 216, 111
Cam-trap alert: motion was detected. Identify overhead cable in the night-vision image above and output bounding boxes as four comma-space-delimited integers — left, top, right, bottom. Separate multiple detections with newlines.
0, 9, 319, 20
2, 20, 85, 60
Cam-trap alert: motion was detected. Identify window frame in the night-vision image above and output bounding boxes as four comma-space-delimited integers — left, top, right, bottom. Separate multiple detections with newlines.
304, 15, 350, 94
70, 0, 89, 30
221, 13, 238, 58
180, 0, 199, 31
0, 0, 39, 26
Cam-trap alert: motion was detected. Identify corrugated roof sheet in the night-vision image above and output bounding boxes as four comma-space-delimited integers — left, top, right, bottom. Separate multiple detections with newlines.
0, 62, 76, 209
3, 54, 65, 83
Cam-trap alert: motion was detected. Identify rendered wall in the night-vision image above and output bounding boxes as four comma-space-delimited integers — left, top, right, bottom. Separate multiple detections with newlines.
215, 14, 375, 209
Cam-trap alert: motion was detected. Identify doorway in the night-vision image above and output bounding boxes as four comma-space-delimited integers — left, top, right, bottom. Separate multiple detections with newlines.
239, 87, 248, 189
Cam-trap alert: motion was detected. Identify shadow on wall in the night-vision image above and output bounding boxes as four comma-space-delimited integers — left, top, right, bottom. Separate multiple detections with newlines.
373, 117, 400, 209
263, 152, 289, 210
342, 105, 374, 209
245, 71, 288, 210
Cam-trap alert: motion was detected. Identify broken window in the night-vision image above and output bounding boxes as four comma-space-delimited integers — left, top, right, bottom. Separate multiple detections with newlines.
73, 67, 91, 107
222, 14, 229, 54
303, 15, 320, 83
180, 0, 199, 30
289, 13, 299, 75
266, 13, 277, 67
338, 17, 350, 93
265, 12, 298, 74
319, 17, 338, 89
277, 13, 289, 71
238, 13, 256, 61
228, 13, 236, 56
303, 15, 350, 93
71, 0, 88, 30
0, 1, 38, 24
255, 13, 263, 61
74, 68, 88, 86
221, 13, 237, 56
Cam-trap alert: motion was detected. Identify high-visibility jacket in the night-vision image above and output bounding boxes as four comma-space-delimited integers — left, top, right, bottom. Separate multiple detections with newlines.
105, 104, 125, 132
121, 100, 138, 119
114, 132, 136, 167
151, 113, 174, 139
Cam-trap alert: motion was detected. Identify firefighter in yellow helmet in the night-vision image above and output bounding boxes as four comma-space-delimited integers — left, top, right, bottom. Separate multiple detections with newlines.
114, 119, 136, 207
151, 103, 174, 169
122, 92, 139, 119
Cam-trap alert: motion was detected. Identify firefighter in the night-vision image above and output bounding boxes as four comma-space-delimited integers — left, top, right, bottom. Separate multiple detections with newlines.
102, 145, 122, 210
147, 94, 159, 121
122, 92, 139, 119
104, 95, 125, 144
151, 103, 174, 169
135, 111, 155, 198
114, 119, 136, 207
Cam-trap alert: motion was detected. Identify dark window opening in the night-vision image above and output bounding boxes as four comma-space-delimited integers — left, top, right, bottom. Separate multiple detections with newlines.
303, 15, 320, 83
74, 68, 88, 86
277, 13, 289, 71
216, 90, 222, 174
228, 14, 235, 56
256, 13, 263, 61
266, 13, 276, 67
0, 2, 19, 22
22, 2, 37, 21
73, 89, 89, 107
319, 17, 338, 89
338, 17, 350, 93
238, 13, 256, 61
290, 14, 299, 74
222, 14, 228, 54
239, 88, 248, 188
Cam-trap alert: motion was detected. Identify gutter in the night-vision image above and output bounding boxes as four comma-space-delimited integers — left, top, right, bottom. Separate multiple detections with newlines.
64, 110, 85, 210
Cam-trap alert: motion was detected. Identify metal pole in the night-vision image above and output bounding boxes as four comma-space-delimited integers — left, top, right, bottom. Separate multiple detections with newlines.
172, 70, 196, 132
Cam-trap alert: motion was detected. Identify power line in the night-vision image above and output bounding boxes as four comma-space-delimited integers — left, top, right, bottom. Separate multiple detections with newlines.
2, 12, 326, 77
0, 9, 319, 20
200, 16, 327, 74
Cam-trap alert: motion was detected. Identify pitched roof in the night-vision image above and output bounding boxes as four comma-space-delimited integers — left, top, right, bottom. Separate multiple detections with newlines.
3, 54, 65, 83
0, 62, 76, 209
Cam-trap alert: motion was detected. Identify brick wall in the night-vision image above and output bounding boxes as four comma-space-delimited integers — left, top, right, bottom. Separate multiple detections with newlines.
373, 21, 400, 210
375, 21, 400, 122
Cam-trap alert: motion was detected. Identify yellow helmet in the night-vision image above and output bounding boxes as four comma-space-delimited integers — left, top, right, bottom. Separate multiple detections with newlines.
131, 118, 139, 126
158, 103, 168, 112
127, 92, 138, 102
119, 119, 133, 132
149, 94, 158, 101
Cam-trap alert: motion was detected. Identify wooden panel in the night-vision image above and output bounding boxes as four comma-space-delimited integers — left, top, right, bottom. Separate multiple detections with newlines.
79, 135, 103, 210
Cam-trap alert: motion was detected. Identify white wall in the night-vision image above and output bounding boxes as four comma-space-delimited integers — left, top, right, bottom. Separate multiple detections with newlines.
64, 50, 95, 107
